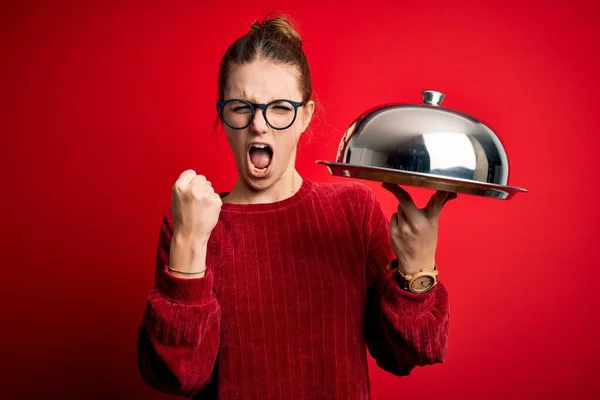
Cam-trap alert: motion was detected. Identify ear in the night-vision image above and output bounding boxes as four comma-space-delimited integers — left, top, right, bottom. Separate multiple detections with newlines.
300, 99, 315, 132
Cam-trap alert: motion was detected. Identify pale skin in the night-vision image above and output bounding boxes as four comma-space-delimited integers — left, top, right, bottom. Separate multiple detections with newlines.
169, 59, 455, 280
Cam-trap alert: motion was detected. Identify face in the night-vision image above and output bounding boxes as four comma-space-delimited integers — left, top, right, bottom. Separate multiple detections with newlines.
221, 59, 315, 191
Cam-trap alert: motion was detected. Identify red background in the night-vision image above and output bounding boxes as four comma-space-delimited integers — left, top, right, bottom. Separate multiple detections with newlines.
1, 0, 599, 399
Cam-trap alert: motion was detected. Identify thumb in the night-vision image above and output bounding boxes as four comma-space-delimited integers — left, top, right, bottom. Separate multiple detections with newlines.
425, 191, 457, 218
444, 192, 458, 205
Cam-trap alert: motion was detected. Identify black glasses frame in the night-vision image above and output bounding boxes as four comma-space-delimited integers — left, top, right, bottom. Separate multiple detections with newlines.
216, 99, 305, 131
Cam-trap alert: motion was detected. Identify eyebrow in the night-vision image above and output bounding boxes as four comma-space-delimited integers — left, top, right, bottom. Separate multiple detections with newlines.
238, 91, 251, 102
234, 90, 296, 103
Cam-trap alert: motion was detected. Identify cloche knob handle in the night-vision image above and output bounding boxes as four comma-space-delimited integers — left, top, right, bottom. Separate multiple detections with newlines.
422, 90, 445, 106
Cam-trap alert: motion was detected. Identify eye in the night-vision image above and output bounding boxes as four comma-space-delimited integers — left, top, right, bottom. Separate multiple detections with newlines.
269, 102, 293, 113
231, 105, 252, 113
225, 100, 252, 114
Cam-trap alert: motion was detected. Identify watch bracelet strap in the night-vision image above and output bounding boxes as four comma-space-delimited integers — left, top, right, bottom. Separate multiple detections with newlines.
390, 259, 438, 292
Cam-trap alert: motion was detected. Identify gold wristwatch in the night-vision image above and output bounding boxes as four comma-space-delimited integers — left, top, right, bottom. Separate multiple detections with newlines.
390, 259, 439, 294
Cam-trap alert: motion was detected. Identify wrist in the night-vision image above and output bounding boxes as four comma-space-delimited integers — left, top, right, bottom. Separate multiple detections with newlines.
168, 267, 206, 279
396, 259, 436, 275
169, 233, 209, 277
391, 259, 439, 294
172, 231, 211, 247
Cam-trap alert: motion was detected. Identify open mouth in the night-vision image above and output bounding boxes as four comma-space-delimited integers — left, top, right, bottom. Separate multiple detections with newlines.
248, 144, 273, 178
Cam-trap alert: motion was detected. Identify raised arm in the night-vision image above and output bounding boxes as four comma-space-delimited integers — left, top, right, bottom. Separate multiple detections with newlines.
137, 171, 223, 396
361, 184, 451, 376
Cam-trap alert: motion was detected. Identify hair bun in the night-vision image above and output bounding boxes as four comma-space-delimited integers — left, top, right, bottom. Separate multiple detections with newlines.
219, 13, 312, 104
250, 14, 302, 45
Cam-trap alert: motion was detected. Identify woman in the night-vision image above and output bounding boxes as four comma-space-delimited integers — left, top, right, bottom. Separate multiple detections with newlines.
137, 14, 455, 400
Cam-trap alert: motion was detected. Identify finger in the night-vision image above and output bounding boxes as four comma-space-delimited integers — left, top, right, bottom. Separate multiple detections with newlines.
390, 212, 399, 227
444, 192, 458, 205
190, 174, 207, 187
389, 213, 401, 239
382, 182, 419, 219
425, 191, 457, 218
212, 192, 223, 206
178, 169, 196, 181
395, 203, 408, 226
174, 170, 197, 192
191, 184, 213, 200
425, 191, 449, 217
203, 184, 215, 194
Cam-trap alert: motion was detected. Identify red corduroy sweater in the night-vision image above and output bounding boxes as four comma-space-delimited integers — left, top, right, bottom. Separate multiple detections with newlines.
137, 178, 449, 399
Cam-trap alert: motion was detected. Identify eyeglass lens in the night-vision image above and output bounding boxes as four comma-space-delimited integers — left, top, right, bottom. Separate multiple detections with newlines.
222, 100, 297, 129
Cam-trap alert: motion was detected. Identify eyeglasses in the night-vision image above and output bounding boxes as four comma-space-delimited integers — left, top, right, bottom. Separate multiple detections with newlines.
216, 99, 305, 130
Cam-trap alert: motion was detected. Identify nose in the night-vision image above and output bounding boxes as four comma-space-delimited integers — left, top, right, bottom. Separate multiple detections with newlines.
249, 108, 269, 135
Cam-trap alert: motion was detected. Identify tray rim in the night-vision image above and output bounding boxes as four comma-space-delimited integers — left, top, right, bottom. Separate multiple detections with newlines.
315, 160, 528, 194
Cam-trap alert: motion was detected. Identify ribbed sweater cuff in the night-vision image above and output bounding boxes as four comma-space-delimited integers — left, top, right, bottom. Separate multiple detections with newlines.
384, 272, 438, 316
156, 267, 215, 306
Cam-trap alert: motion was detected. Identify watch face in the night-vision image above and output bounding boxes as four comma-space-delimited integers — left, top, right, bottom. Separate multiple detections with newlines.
410, 275, 435, 293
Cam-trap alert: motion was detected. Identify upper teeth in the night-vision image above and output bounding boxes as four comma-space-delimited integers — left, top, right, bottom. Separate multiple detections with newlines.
253, 144, 268, 149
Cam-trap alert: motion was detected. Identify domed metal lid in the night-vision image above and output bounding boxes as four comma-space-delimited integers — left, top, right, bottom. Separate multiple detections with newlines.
317, 90, 527, 199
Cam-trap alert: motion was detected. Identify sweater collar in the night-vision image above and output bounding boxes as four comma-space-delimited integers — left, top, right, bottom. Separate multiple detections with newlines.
219, 177, 314, 213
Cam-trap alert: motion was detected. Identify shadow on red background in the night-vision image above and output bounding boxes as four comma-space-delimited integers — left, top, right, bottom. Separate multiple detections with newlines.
1, 0, 599, 399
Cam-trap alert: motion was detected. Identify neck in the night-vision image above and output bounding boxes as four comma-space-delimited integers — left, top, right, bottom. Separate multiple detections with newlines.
225, 169, 303, 204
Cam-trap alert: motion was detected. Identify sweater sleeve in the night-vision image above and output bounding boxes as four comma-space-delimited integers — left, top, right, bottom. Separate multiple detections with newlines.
137, 209, 221, 397
361, 186, 450, 376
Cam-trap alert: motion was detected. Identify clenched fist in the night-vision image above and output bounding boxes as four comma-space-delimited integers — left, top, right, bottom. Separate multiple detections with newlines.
171, 169, 223, 242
